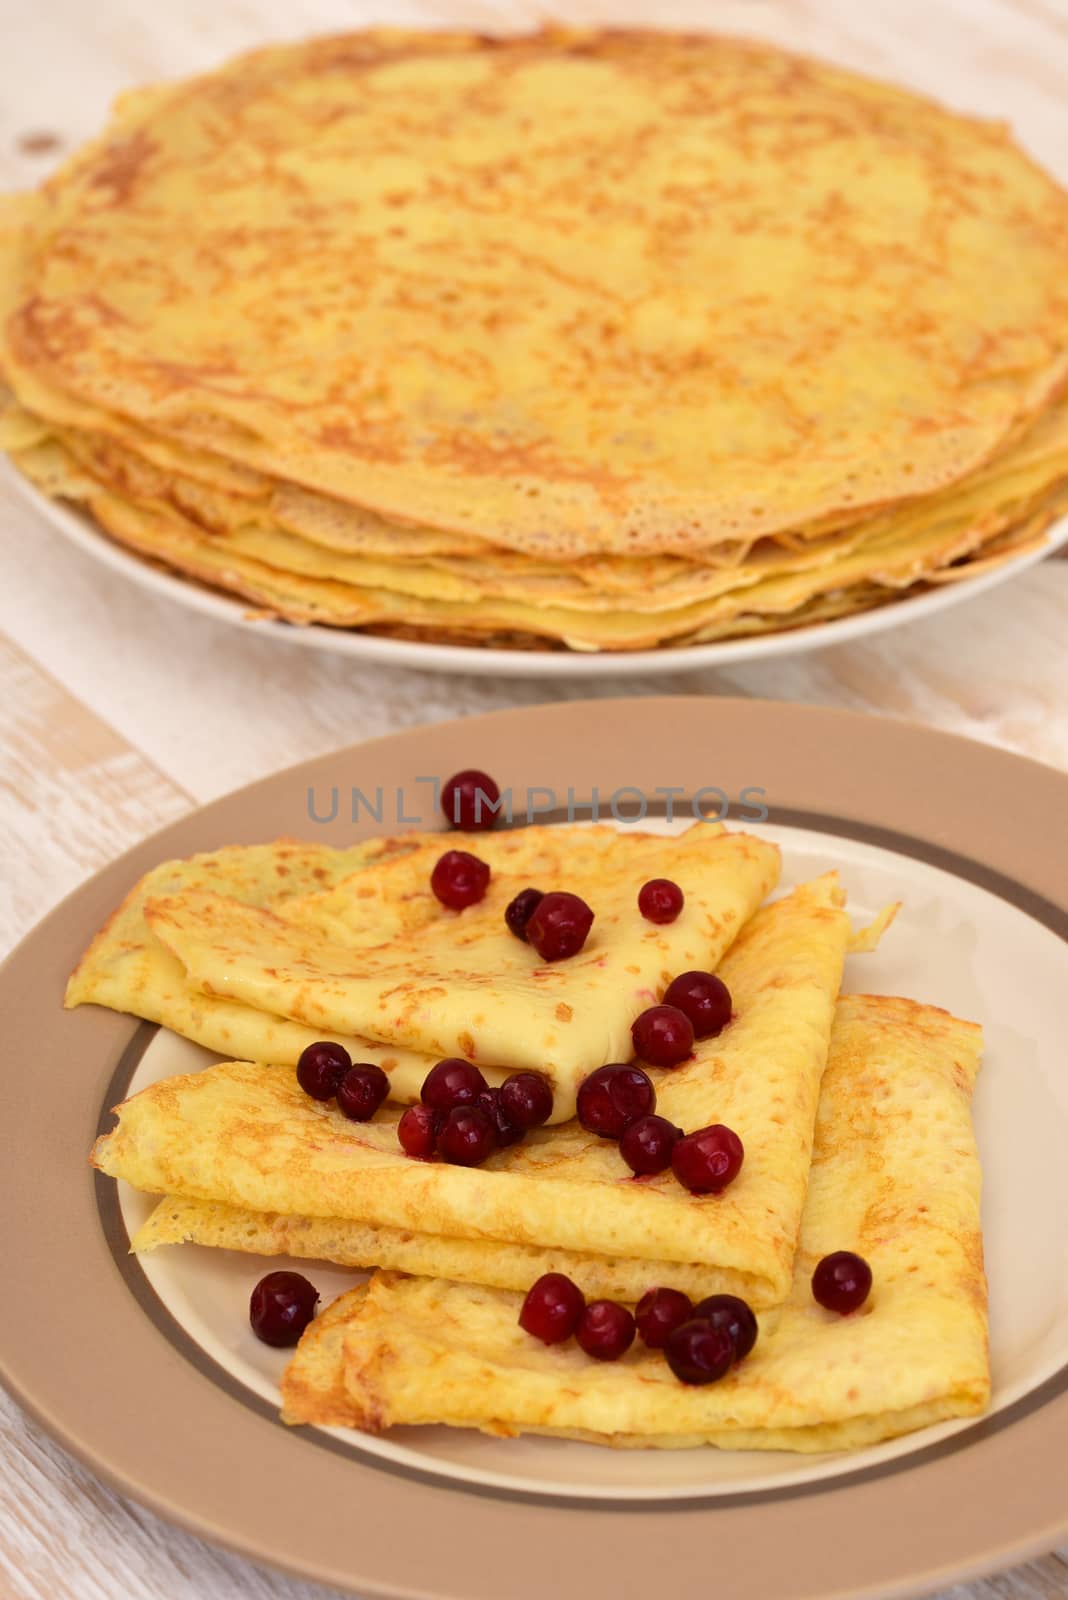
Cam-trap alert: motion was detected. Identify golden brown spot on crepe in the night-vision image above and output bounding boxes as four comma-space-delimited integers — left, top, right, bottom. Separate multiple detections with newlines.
315, 420, 402, 462
555, 1003, 573, 1023
85, 129, 158, 206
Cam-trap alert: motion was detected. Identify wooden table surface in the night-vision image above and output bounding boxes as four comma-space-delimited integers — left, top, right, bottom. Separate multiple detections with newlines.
2, 1, 1067, 1596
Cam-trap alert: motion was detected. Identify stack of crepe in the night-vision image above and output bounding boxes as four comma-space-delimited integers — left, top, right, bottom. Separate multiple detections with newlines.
3, 28, 1068, 654
81, 821, 990, 1452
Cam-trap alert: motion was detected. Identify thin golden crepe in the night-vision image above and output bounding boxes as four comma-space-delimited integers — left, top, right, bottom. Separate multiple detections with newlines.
281, 994, 988, 1453
71, 823, 758, 1116
5, 29, 1068, 559
139, 826, 780, 1112
96, 874, 858, 1308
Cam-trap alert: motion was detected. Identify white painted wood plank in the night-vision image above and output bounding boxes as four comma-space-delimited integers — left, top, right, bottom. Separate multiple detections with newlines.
0, 1391, 349, 1600
0, 636, 192, 949
938, 1553, 1068, 1600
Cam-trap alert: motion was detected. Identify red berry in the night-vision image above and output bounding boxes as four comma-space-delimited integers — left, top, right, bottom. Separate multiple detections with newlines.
635, 1287, 693, 1349
296, 1041, 351, 1100
638, 879, 684, 924
631, 1004, 694, 1068
398, 1103, 439, 1159
663, 971, 732, 1040
672, 1124, 744, 1194
336, 1063, 390, 1121
576, 1300, 636, 1361
499, 1071, 553, 1130
665, 1318, 735, 1385
812, 1251, 872, 1314
619, 1113, 682, 1175
437, 1104, 496, 1166
519, 1272, 585, 1344
431, 849, 490, 911
249, 1271, 319, 1347
525, 891, 594, 962
505, 887, 544, 942
692, 1294, 758, 1361
441, 769, 501, 831
421, 1057, 487, 1111
576, 1063, 655, 1139
476, 1086, 523, 1149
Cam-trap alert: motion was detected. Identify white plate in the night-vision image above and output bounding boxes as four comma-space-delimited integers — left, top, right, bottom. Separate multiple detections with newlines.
6, 699, 1067, 1599
8, 460, 1068, 678
115, 817, 1068, 1502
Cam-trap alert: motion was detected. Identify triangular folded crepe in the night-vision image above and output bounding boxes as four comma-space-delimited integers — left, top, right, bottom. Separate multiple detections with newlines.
96, 875, 853, 1307
142, 825, 780, 1114
282, 995, 988, 1453
69, 823, 763, 1112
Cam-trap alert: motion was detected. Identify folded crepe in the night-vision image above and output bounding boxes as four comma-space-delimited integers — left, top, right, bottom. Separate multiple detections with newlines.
70, 822, 773, 1114
139, 824, 780, 1116
65, 835, 451, 1095
97, 874, 858, 1307
281, 994, 988, 1453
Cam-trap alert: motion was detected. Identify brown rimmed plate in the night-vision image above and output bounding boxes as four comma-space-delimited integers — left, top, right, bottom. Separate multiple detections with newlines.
2, 697, 1067, 1598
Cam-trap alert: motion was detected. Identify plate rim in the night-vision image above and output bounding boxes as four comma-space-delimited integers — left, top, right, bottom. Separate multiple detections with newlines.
3, 696, 1068, 1600
4, 458, 1067, 679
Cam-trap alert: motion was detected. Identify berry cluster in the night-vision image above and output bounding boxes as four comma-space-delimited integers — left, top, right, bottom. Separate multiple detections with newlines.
575, 1057, 744, 1196
519, 1272, 760, 1384
518, 1272, 635, 1361
296, 1041, 390, 1122
431, 844, 598, 964
398, 1058, 554, 1167
296, 1043, 554, 1170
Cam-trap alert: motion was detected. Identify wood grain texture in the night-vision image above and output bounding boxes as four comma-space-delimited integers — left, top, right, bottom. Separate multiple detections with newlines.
1, 0, 1067, 1595
0, 1392, 348, 1600
0, 636, 192, 947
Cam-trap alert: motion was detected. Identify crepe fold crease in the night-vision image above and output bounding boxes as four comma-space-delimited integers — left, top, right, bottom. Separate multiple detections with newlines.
4, 26, 1068, 650
280, 994, 988, 1452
